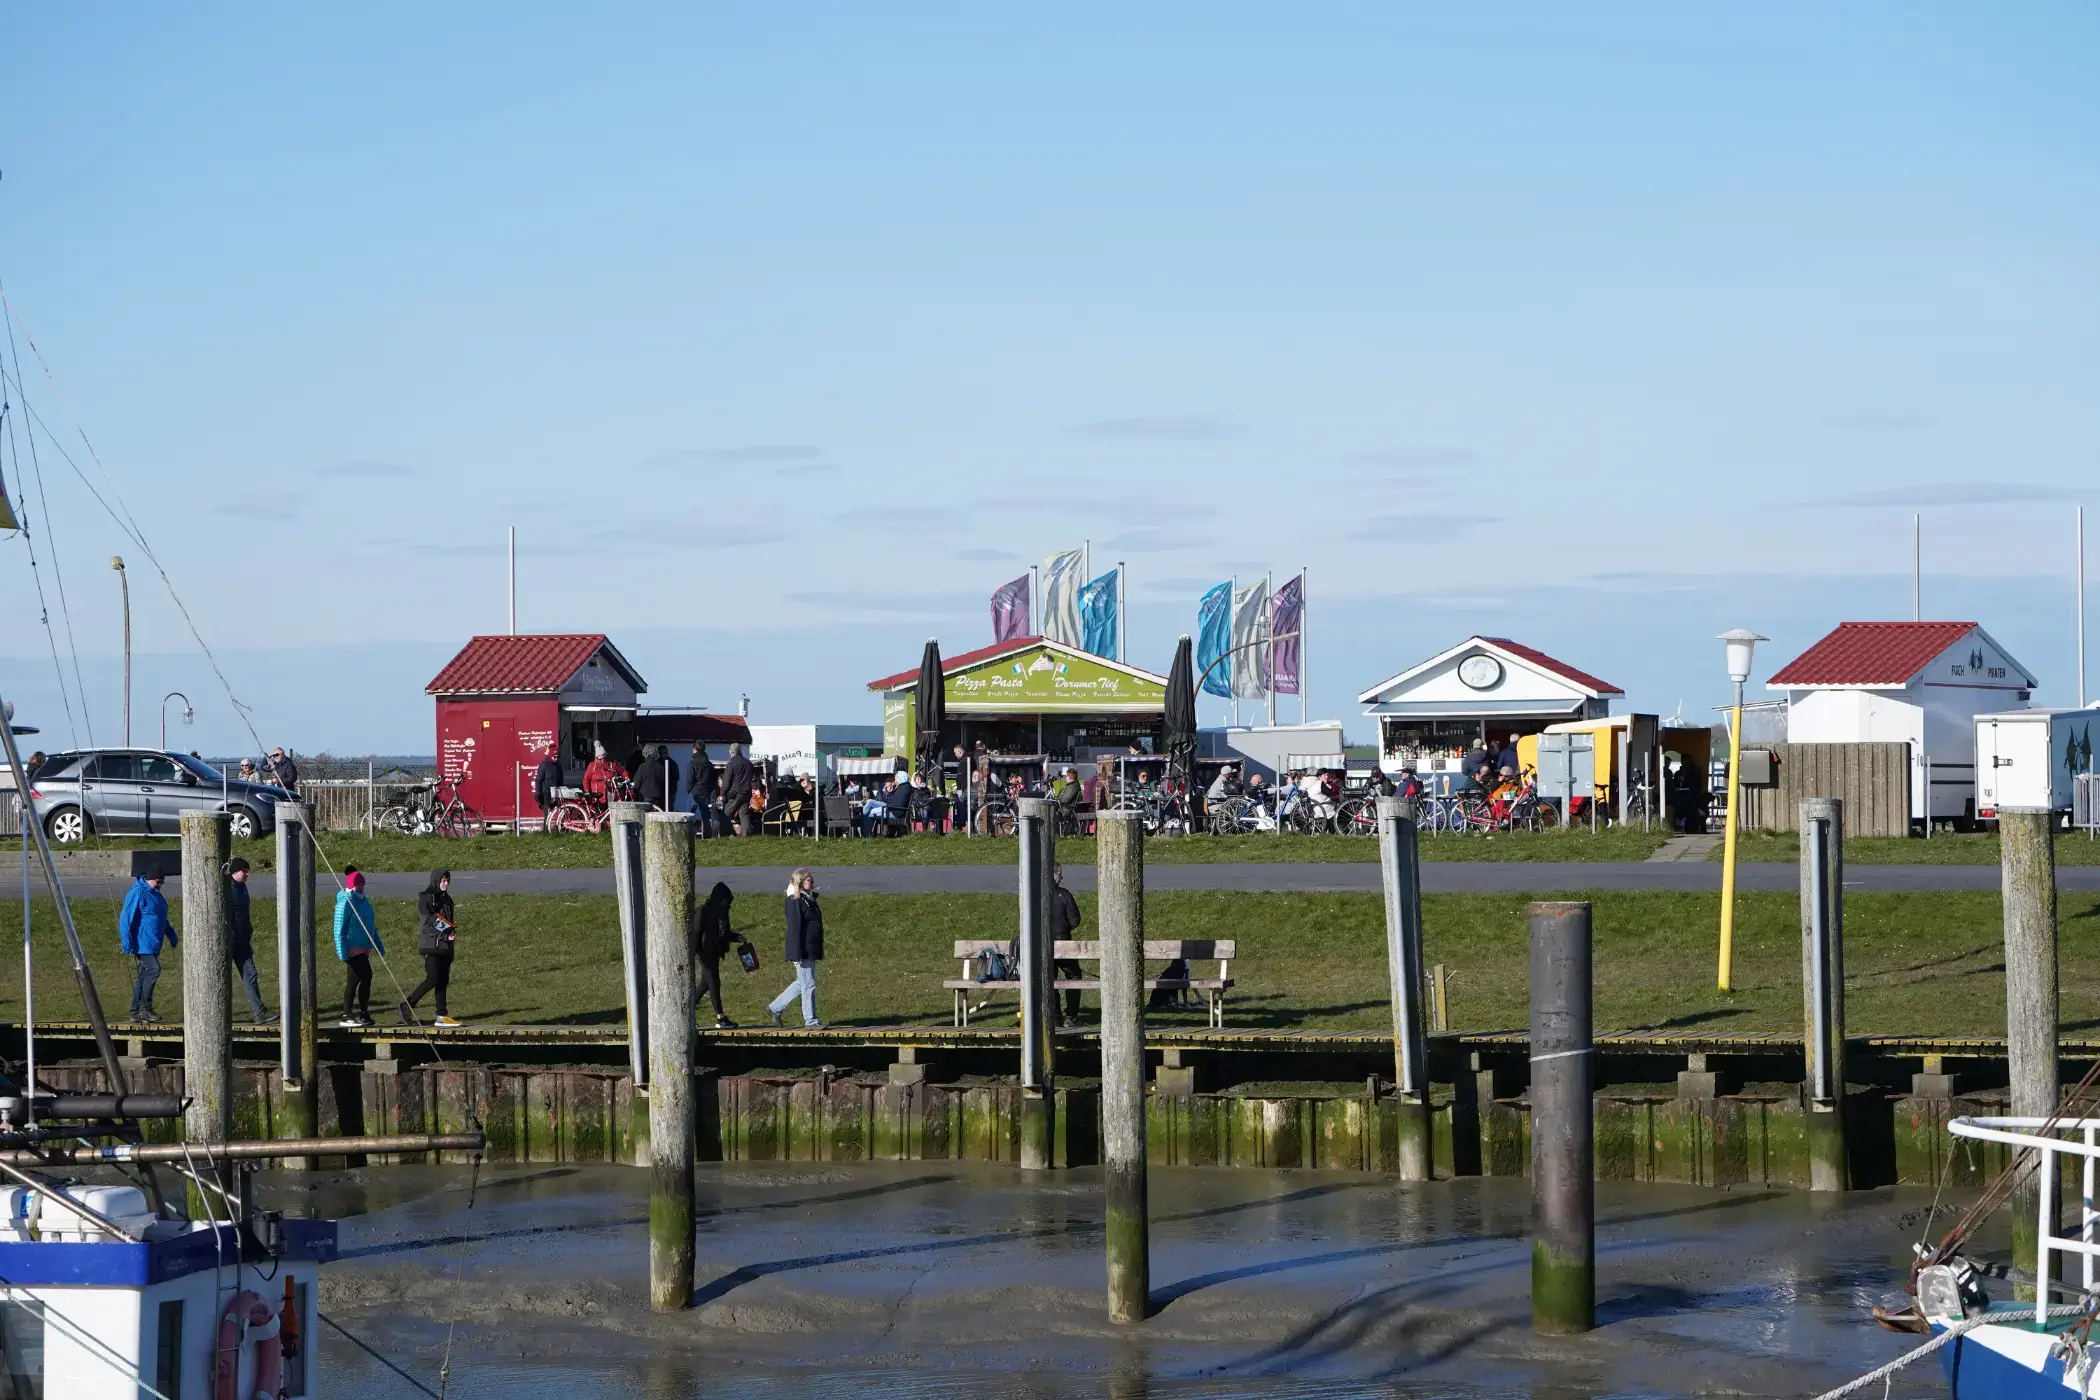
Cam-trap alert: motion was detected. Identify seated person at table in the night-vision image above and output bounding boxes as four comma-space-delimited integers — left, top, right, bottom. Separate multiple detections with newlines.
860, 777, 912, 834
1050, 765, 1084, 811
1206, 763, 1242, 804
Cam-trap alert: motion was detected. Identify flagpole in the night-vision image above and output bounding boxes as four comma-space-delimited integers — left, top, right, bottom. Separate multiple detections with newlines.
1030, 564, 1040, 636
1230, 575, 1240, 729
1117, 560, 1126, 663
1300, 567, 1309, 725
1266, 570, 1276, 727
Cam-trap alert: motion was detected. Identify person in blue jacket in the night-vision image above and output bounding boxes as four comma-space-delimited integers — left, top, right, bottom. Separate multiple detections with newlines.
119, 871, 178, 1023
333, 865, 385, 1027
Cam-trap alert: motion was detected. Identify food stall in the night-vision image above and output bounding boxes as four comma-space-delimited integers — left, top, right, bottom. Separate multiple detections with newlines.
1357, 636, 1622, 782
867, 636, 1169, 770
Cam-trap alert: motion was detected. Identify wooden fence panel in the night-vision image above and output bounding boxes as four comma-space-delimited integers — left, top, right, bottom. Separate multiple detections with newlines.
1740, 741, 1911, 837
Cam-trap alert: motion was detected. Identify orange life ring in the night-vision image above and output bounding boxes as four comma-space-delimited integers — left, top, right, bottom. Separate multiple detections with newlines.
215, 1289, 284, 1400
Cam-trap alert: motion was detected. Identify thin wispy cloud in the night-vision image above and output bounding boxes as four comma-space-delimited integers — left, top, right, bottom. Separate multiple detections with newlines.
316, 459, 418, 480
788, 588, 983, 615
1098, 525, 1217, 552
229, 489, 308, 521
644, 445, 823, 469
1346, 447, 1479, 470
957, 547, 1019, 563
1346, 512, 1500, 542
1072, 416, 1234, 442
1814, 482, 2085, 508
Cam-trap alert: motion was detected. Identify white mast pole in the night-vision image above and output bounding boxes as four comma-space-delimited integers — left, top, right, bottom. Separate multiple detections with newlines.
1266, 569, 1276, 727
1030, 563, 1040, 636
1117, 560, 1126, 663
1912, 513, 1921, 622
2079, 505, 2088, 709
1300, 567, 1308, 726
508, 525, 517, 634
1230, 574, 1239, 729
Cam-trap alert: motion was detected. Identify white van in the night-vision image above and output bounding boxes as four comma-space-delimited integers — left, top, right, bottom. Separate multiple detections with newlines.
1974, 708, 2100, 821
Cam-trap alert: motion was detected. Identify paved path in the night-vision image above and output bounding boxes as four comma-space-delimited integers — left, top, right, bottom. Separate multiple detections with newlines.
15, 861, 2100, 899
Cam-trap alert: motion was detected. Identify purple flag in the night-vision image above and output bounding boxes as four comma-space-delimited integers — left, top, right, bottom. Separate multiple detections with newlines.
990, 574, 1030, 641
1270, 573, 1303, 695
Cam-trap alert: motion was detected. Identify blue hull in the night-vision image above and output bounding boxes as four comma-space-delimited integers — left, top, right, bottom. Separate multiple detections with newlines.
1939, 1322, 2086, 1399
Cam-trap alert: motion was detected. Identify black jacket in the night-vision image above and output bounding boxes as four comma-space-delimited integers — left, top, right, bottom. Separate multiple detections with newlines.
228, 878, 254, 960
693, 882, 735, 960
724, 754, 755, 804
1050, 885, 1082, 942
635, 753, 677, 809
687, 751, 718, 801
533, 757, 563, 810
268, 756, 299, 792
417, 871, 456, 956
784, 891, 824, 962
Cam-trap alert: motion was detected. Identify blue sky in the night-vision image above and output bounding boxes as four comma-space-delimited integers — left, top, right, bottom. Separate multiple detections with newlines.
2, 3, 2095, 755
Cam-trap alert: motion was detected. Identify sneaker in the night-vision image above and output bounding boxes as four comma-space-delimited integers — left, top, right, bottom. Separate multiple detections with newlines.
803, 1020, 827, 1030
338, 1016, 364, 1028
257, 1011, 281, 1025
398, 1000, 414, 1026
138, 1011, 161, 1025
433, 1015, 461, 1028
768, 1008, 784, 1027
713, 1017, 738, 1030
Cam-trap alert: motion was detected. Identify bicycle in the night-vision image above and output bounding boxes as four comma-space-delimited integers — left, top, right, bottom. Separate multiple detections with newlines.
431, 774, 482, 837
1333, 795, 1379, 836
546, 777, 632, 835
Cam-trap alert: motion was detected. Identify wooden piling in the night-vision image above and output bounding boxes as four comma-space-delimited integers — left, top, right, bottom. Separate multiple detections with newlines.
610, 801, 651, 1087
180, 812, 233, 1212
1530, 900, 1594, 1335
1377, 796, 1432, 1180
274, 801, 319, 1167
1017, 796, 1057, 1170
642, 811, 697, 1311
1799, 797, 1847, 1190
1096, 809, 1149, 1323
2000, 807, 2059, 1293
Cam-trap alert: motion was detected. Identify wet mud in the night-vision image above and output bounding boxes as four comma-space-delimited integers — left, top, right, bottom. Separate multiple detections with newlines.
265, 1161, 1966, 1397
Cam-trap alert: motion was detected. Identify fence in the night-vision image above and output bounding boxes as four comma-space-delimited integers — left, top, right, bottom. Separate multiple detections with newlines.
1734, 742, 1912, 838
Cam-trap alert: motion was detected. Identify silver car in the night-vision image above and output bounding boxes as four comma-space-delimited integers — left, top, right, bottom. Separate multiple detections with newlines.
28, 748, 292, 843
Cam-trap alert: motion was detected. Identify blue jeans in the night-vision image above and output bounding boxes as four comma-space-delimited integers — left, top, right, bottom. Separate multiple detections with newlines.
130, 953, 161, 1019
768, 961, 818, 1025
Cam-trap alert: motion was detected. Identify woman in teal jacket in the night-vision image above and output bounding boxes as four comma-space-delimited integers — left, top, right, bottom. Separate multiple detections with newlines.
334, 866, 385, 1026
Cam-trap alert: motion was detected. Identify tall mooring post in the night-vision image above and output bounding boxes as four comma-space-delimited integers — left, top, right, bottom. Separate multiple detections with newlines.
1377, 796, 1433, 1180
1016, 797, 1058, 1170
1799, 797, 1847, 1190
180, 811, 234, 1210
1530, 900, 1594, 1335
610, 801, 651, 1088
274, 801, 319, 1166
642, 811, 697, 1311
1097, 809, 1149, 1323
2001, 807, 2060, 1294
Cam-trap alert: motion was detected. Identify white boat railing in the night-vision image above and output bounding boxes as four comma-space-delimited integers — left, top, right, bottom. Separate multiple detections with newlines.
1949, 1115, 2100, 1324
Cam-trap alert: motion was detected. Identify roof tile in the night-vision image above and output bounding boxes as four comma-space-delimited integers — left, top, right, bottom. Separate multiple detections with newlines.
427, 635, 644, 695
1766, 621, 1978, 687
1479, 638, 1622, 695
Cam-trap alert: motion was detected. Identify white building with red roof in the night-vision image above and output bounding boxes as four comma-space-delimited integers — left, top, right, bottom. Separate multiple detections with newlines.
1765, 621, 2035, 824
1356, 637, 1623, 776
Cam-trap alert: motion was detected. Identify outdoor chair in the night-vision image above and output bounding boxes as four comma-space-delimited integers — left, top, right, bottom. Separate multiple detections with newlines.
820, 794, 855, 838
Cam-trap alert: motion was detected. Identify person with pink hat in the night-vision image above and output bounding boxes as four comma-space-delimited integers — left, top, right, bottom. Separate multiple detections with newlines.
332, 865, 386, 1027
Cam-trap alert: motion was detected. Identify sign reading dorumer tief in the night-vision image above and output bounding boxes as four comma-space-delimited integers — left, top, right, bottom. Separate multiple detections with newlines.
876, 640, 1169, 753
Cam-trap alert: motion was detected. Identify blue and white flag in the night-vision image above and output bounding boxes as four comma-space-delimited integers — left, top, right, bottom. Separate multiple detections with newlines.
1230, 579, 1271, 699
1040, 549, 1085, 646
1197, 583, 1232, 698
1078, 569, 1118, 658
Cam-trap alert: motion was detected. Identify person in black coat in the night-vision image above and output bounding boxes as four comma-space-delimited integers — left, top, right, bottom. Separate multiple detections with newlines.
766, 869, 824, 1027
1049, 863, 1086, 1025
634, 744, 677, 810
532, 745, 564, 824
723, 744, 756, 836
691, 880, 741, 1028
687, 747, 720, 836
226, 858, 275, 1023
401, 870, 460, 1026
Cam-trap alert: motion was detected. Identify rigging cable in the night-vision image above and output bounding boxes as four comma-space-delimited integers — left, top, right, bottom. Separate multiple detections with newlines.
0, 312, 86, 744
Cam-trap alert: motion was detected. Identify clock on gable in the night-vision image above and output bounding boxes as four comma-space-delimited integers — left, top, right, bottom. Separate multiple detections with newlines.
1457, 654, 1503, 690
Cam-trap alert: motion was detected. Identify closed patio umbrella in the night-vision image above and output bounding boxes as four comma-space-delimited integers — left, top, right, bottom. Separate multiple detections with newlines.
1165, 634, 1197, 823
915, 638, 946, 785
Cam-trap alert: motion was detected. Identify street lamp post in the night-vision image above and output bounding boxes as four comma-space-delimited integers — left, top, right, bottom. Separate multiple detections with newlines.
111, 557, 131, 746
1716, 628, 1766, 992
160, 692, 193, 752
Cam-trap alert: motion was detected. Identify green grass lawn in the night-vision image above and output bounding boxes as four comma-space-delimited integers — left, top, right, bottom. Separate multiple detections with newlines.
56, 824, 1672, 872
12, 887, 2097, 1039
1726, 831, 2100, 865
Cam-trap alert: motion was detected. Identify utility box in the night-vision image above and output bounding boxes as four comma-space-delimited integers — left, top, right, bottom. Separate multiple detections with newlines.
1536, 732, 1595, 806
1975, 708, 2099, 820
1737, 748, 1776, 787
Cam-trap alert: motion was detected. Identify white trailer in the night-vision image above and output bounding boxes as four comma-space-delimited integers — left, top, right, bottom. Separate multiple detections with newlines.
1975, 707, 2100, 820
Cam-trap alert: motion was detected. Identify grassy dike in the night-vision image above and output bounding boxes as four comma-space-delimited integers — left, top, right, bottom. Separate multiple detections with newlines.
11, 888, 2097, 1037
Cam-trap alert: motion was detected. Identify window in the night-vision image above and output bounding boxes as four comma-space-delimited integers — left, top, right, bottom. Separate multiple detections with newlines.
0, 1298, 45, 1399
137, 756, 182, 785
91, 754, 138, 781
154, 1299, 182, 1399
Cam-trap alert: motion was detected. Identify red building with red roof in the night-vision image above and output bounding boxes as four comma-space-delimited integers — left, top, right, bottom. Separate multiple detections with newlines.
425, 634, 750, 824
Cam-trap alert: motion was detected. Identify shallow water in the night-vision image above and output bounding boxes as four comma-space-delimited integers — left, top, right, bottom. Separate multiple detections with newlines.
271, 1162, 1958, 1399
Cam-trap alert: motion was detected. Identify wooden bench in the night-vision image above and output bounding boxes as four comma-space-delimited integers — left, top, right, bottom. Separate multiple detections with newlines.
945, 939, 1236, 1029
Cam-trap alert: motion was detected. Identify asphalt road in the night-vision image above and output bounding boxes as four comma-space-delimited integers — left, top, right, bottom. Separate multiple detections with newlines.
13, 861, 2100, 899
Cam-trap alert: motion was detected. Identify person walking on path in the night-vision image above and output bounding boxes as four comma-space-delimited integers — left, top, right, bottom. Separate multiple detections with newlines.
401, 869, 460, 1027
723, 744, 757, 836
532, 745, 563, 828
691, 880, 742, 1029
687, 745, 720, 837
226, 858, 276, 1024
767, 869, 824, 1028
333, 866, 384, 1027
119, 871, 177, 1023
1049, 862, 1086, 1027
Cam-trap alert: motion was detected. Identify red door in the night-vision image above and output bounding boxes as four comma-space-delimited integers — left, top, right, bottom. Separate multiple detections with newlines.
469, 718, 516, 820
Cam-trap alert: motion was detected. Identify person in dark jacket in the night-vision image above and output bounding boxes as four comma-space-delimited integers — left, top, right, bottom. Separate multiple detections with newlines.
687, 747, 720, 837
633, 744, 678, 810
226, 858, 275, 1023
723, 745, 757, 836
1049, 863, 1086, 1025
767, 869, 823, 1027
266, 746, 299, 794
401, 870, 460, 1026
533, 745, 564, 825
691, 880, 740, 1028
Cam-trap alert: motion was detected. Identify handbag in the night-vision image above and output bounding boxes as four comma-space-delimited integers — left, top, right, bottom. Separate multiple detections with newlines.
736, 940, 760, 974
